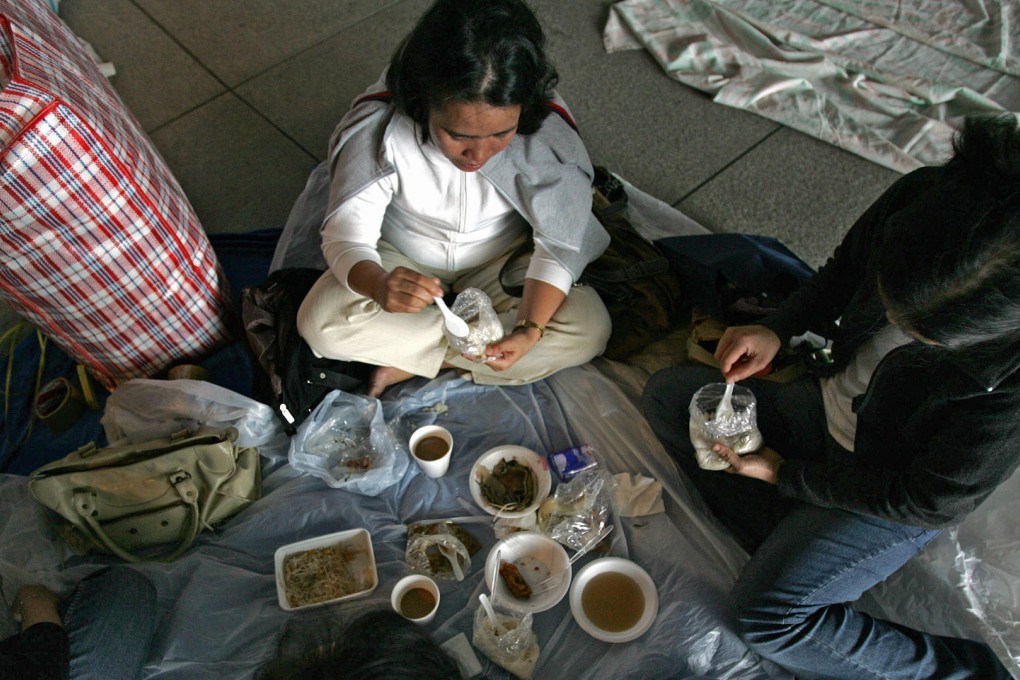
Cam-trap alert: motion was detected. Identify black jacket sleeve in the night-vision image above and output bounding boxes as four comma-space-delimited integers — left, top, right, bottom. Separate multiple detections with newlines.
0, 623, 70, 680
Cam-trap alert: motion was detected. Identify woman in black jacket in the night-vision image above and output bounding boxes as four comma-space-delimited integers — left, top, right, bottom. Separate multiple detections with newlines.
642, 114, 1020, 679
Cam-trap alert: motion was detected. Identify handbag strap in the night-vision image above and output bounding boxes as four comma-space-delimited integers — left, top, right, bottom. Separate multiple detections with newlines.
72, 471, 202, 563
2, 321, 47, 450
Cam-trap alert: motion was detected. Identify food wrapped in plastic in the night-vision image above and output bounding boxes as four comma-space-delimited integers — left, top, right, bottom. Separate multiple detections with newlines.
472, 605, 540, 680
537, 469, 614, 551
406, 532, 471, 581
688, 383, 763, 470
445, 287, 504, 358
290, 390, 408, 494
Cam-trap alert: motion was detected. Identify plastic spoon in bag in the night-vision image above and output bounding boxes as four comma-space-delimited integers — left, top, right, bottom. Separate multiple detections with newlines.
434, 296, 469, 338
439, 541, 466, 581
715, 382, 735, 422
480, 548, 503, 633
479, 593, 502, 633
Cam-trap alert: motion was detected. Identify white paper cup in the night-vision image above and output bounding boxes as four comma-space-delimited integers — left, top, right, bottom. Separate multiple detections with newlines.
391, 574, 440, 625
409, 425, 453, 478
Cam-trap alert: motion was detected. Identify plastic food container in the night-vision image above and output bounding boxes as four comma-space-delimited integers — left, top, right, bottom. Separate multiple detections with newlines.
274, 528, 378, 611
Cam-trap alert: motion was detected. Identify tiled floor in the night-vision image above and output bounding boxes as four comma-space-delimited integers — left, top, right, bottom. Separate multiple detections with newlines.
56, 0, 901, 270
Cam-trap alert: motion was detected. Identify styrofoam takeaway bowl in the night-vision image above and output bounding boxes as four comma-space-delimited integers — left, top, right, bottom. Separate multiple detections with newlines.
275, 528, 378, 611
484, 531, 570, 613
469, 445, 552, 519
569, 557, 658, 643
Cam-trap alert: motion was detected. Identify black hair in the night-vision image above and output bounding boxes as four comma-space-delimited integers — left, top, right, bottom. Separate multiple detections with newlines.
385, 0, 558, 142
256, 610, 460, 680
878, 113, 1020, 351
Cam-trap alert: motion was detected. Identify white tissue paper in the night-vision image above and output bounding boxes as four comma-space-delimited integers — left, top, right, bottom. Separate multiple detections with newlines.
611, 473, 665, 517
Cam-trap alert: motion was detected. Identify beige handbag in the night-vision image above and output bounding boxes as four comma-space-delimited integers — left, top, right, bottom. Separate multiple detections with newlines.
28, 427, 261, 562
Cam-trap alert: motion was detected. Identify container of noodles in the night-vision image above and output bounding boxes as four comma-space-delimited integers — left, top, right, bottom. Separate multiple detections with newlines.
274, 528, 378, 611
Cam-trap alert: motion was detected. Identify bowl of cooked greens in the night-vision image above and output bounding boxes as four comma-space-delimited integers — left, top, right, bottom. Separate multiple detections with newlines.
469, 445, 552, 519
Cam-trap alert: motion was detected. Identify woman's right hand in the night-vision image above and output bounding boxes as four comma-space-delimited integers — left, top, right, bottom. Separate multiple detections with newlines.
352, 262, 443, 313
714, 324, 782, 383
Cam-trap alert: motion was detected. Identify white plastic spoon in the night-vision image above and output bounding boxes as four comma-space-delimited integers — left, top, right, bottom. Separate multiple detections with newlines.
479, 593, 502, 633
715, 382, 735, 422
434, 296, 470, 338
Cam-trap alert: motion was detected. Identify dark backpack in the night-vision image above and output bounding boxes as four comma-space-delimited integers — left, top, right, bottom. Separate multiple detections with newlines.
499, 167, 685, 361
241, 268, 369, 435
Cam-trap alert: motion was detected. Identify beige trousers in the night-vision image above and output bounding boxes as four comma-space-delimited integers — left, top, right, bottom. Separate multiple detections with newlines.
297, 241, 610, 386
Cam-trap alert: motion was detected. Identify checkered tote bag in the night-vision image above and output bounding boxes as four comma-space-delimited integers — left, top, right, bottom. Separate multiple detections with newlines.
0, 8, 232, 390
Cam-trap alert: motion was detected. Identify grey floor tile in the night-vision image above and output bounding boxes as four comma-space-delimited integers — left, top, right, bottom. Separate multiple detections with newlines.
530, 0, 779, 205
677, 128, 901, 268
59, 0, 224, 131
149, 93, 319, 235
237, 0, 433, 159
135, 0, 403, 86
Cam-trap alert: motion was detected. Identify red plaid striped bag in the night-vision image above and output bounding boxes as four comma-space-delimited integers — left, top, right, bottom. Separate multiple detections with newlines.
0, 4, 232, 390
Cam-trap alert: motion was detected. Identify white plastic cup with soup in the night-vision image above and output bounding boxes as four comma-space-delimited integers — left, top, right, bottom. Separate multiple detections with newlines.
391, 574, 441, 625
409, 425, 454, 478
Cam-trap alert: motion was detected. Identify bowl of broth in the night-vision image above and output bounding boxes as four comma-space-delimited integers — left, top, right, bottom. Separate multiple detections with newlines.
569, 557, 658, 643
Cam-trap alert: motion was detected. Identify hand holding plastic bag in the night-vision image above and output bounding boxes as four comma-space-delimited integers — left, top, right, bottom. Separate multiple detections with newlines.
289, 390, 409, 495
445, 288, 504, 359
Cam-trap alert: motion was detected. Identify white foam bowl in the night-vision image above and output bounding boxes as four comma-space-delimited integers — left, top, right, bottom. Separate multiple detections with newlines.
569, 557, 658, 643
275, 528, 378, 611
469, 445, 552, 519
484, 531, 570, 613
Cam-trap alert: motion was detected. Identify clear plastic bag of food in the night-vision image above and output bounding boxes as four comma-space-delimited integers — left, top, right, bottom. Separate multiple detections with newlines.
688, 383, 763, 470
537, 469, 614, 551
289, 390, 408, 494
445, 287, 504, 358
406, 532, 471, 582
472, 605, 540, 679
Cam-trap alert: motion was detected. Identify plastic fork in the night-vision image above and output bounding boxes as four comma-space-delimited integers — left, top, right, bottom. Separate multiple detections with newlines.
531, 524, 614, 594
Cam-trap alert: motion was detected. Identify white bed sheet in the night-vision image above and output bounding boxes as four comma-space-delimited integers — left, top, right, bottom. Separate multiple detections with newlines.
604, 0, 1020, 173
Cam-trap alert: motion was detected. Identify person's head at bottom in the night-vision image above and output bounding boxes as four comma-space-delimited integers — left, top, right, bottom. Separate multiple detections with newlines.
256, 609, 459, 680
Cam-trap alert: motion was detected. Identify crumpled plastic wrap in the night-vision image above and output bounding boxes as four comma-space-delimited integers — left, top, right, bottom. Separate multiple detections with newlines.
445, 287, 504, 358
537, 469, 615, 551
406, 532, 470, 581
101, 378, 288, 459
289, 389, 409, 495
472, 605, 540, 680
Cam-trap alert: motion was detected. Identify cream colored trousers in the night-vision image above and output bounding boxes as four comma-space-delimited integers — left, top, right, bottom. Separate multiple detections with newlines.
297, 240, 610, 386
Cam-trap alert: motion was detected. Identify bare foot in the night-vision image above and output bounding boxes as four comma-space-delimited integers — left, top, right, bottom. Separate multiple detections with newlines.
367, 366, 417, 398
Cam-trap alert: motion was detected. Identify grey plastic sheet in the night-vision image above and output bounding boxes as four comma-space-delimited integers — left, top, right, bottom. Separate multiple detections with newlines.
1, 368, 792, 679
604, 0, 1020, 173
2, 360, 1018, 676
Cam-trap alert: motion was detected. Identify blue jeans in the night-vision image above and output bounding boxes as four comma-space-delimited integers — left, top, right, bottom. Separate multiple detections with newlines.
63, 567, 157, 680
642, 366, 1011, 680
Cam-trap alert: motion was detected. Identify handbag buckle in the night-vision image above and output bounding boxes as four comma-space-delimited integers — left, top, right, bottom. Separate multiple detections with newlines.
169, 470, 192, 485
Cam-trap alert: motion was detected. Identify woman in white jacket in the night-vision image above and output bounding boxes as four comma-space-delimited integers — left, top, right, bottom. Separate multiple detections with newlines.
298, 0, 611, 397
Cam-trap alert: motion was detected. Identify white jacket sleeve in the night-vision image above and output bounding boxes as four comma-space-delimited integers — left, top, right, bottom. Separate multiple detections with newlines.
321, 175, 395, 291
